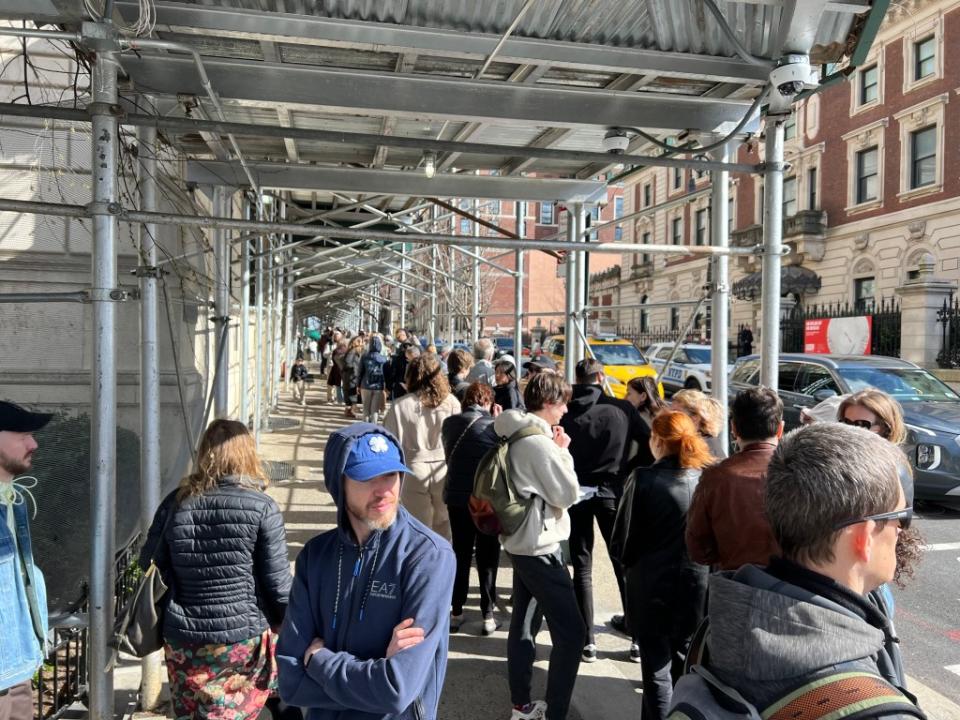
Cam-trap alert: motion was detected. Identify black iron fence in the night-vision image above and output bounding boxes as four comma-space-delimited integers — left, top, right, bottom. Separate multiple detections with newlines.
34, 533, 142, 719
779, 298, 901, 357
937, 295, 960, 368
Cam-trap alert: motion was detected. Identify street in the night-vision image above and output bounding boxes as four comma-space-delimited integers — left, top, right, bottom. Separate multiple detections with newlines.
892, 502, 960, 705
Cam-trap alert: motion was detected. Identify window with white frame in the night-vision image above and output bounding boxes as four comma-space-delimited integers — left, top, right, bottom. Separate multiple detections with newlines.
695, 208, 708, 246
460, 217, 472, 234
671, 216, 683, 245
807, 167, 818, 210
784, 114, 797, 140
855, 147, 879, 204
859, 65, 879, 105
589, 205, 600, 240
783, 176, 798, 217
539, 202, 555, 225
854, 276, 875, 312
673, 167, 683, 191
910, 126, 936, 190
903, 14, 943, 93
842, 118, 887, 211
850, 51, 884, 117
894, 94, 948, 199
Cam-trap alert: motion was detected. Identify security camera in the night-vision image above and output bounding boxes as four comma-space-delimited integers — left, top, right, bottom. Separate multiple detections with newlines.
602, 129, 631, 154
769, 54, 817, 97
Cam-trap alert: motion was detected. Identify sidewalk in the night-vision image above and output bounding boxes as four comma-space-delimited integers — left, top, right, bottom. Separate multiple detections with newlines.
120, 370, 960, 720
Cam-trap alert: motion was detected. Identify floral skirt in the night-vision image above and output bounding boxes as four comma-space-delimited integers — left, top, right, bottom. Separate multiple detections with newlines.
164, 630, 277, 720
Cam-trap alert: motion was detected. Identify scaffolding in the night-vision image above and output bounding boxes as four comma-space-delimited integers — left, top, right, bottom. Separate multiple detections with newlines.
0, 3, 886, 717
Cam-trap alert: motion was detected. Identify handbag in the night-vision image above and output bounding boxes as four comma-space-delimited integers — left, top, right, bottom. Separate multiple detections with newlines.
107, 502, 176, 666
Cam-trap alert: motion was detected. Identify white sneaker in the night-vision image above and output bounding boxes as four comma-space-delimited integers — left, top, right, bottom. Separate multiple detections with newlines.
482, 615, 501, 636
510, 701, 547, 720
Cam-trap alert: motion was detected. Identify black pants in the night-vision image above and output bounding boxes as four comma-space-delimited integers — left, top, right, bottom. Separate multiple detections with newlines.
567, 494, 627, 645
507, 551, 586, 720
448, 505, 501, 616
635, 634, 686, 720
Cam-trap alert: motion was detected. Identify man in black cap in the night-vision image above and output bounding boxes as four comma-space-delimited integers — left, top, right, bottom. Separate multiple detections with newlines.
0, 401, 52, 720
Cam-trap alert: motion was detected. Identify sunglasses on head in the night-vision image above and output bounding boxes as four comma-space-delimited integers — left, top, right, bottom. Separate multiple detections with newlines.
840, 417, 876, 430
833, 507, 913, 532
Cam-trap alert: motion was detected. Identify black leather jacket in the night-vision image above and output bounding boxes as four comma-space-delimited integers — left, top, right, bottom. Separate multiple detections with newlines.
441, 406, 498, 507
139, 476, 291, 644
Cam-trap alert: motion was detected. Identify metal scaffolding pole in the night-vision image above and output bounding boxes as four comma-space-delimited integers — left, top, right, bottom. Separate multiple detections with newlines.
447, 247, 456, 345
254, 233, 265, 442
285, 259, 295, 397
563, 210, 577, 384
710, 143, 731, 457
573, 203, 587, 363
472, 198, 481, 340
135, 124, 163, 711
398, 243, 407, 332
87, 26, 120, 720
272, 237, 283, 408
429, 244, 438, 344
266, 237, 275, 412
760, 120, 785, 389
240, 206, 251, 426
213, 187, 230, 417
515, 201, 524, 355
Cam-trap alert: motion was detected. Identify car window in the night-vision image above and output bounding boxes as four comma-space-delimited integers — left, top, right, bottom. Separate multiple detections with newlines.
778, 362, 804, 393
656, 347, 673, 361
551, 341, 564, 356
590, 343, 645, 366
674, 350, 690, 364
731, 360, 759, 385
797, 364, 842, 397
685, 348, 711, 364
841, 367, 959, 401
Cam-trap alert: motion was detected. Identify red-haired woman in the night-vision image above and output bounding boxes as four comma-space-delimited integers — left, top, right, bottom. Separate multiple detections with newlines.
611, 410, 713, 720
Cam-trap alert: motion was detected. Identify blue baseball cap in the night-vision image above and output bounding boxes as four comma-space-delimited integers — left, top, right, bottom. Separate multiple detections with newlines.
344, 433, 411, 481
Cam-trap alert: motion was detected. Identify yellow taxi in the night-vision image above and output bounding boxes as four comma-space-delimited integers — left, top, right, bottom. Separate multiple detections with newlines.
540, 334, 662, 399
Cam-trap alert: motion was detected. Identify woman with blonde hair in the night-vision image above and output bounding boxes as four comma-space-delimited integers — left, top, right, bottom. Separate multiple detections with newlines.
139, 419, 290, 720
837, 389, 907, 444
384, 353, 461, 539
671, 388, 725, 457
612, 411, 712, 720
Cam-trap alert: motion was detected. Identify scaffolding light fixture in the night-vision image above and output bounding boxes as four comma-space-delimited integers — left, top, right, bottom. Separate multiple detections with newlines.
424, 152, 437, 179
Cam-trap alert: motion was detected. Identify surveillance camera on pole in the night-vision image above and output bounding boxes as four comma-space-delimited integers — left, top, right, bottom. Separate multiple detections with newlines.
767, 54, 819, 115
602, 129, 631, 154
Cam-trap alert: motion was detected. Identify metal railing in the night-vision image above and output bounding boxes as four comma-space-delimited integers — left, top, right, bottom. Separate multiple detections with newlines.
34, 533, 142, 719
937, 295, 960, 368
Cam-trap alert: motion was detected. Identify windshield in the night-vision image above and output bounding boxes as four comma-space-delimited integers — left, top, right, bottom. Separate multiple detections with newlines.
589, 343, 645, 366
840, 367, 960, 402
684, 348, 711, 364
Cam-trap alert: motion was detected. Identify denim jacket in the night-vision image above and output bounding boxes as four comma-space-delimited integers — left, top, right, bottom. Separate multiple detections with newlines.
0, 498, 48, 690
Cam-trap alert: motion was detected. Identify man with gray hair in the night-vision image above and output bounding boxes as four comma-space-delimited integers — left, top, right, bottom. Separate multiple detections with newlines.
669, 423, 924, 719
465, 337, 496, 386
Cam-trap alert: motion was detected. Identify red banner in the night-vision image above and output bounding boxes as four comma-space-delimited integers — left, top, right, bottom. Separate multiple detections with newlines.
804, 316, 872, 355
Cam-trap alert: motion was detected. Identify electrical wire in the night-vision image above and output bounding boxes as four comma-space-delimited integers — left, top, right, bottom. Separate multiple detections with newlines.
701, 0, 774, 69
83, 0, 156, 37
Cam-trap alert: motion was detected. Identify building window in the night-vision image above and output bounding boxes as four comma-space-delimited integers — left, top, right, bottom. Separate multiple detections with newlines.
641, 232, 651, 265
671, 217, 683, 245
640, 296, 649, 333
670, 307, 680, 331
589, 205, 599, 240
539, 202, 555, 225
673, 167, 682, 191
695, 209, 708, 246
783, 176, 797, 217
910, 125, 936, 189
807, 167, 818, 210
486, 199, 500, 215
859, 65, 878, 105
459, 217, 472, 234
728, 196, 735, 233
643, 183, 652, 207
854, 277, 876, 312
784, 114, 797, 140
855, 147, 879, 204
914, 36, 935, 80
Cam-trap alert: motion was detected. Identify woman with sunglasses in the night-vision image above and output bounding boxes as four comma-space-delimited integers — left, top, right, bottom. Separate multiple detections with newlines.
837, 390, 906, 444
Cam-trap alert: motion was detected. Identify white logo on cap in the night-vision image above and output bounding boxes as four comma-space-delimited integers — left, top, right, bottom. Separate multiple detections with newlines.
368, 435, 389, 454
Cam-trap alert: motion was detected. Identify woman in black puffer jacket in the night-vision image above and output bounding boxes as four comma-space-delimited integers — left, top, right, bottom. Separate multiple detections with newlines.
440, 381, 502, 636
140, 419, 291, 720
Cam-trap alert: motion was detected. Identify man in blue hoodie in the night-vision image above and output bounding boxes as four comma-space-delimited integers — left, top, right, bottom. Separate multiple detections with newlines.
277, 423, 456, 720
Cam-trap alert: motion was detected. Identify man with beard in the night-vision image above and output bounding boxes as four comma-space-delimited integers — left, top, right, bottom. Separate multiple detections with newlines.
277, 424, 455, 720
0, 401, 52, 720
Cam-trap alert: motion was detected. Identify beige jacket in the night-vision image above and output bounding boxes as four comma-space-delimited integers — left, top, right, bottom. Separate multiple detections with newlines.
384, 392, 461, 465
492, 410, 579, 557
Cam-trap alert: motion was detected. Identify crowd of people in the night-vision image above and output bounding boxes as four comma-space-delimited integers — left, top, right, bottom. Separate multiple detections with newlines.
0, 327, 929, 720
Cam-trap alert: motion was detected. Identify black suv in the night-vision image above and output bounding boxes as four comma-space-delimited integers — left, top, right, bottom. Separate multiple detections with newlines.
729, 354, 960, 502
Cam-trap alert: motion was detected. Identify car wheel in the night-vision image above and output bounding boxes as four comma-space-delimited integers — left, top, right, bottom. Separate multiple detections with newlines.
684, 378, 702, 391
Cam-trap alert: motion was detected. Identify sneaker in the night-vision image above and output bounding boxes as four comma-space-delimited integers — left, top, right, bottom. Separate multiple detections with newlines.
581, 644, 598, 663
608, 614, 630, 636
482, 615, 501, 636
511, 701, 547, 720
629, 642, 641, 663
449, 613, 464, 633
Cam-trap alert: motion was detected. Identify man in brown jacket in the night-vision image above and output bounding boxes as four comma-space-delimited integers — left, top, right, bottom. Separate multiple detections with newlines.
686, 386, 782, 570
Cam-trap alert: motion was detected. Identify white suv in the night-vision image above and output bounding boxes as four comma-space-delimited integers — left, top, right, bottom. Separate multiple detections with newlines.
644, 343, 720, 395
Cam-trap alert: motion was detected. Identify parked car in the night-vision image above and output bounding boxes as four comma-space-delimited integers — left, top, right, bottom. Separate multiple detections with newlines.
644, 342, 732, 395
728, 353, 960, 501
541, 334, 660, 399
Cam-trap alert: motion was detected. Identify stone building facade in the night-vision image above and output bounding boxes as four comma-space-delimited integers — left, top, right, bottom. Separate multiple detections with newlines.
609, 0, 960, 357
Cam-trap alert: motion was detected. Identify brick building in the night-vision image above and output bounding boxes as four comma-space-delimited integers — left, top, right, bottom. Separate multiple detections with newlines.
611, 0, 960, 350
